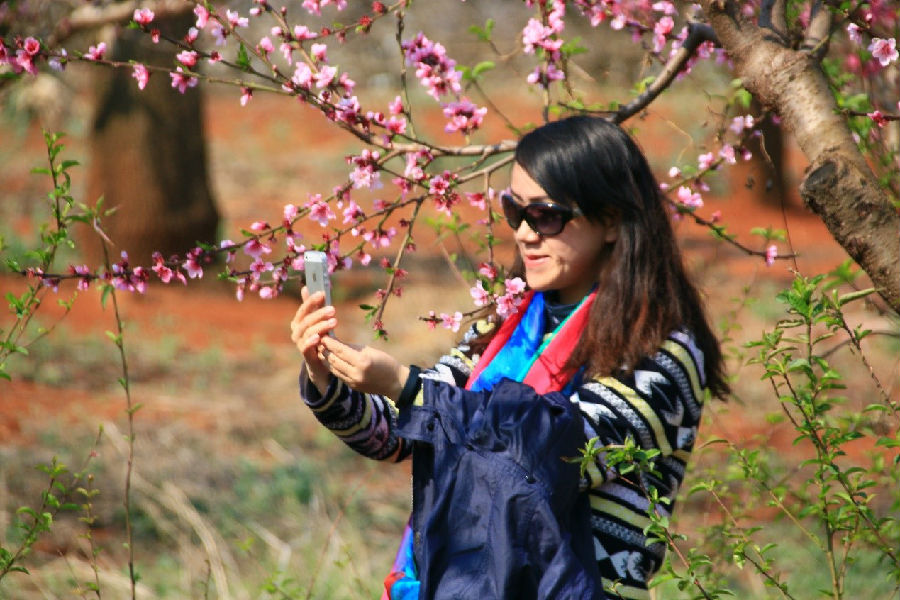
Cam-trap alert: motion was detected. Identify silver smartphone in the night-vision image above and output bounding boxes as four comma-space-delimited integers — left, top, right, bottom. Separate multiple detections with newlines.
303, 250, 332, 306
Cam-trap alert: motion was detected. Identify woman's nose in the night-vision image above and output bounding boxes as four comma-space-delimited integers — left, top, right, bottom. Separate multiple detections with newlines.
514, 218, 541, 243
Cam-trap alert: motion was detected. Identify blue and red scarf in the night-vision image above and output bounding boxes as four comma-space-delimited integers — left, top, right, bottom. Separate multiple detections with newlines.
383, 290, 595, 599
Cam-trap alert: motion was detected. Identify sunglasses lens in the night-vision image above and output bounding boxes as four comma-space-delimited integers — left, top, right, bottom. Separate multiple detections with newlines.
526, 206, 565, 236
500, 193, 523, 229
500, 193, 573, 236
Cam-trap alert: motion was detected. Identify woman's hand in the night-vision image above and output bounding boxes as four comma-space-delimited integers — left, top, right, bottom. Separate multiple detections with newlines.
290, 287, 337, 395
319, 336, 410, 400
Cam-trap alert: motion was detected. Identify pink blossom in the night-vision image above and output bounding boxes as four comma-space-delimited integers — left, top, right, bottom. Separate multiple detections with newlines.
653, 16, 674, 52
182, 247, 205, 279
389, 95, 404, 115
698, 151, 715, 170
258, 36, 274, 56
211, 24, 227, 46
466, 192, 486, 210
305, 194, 335, 227
729, 114, 754, 134
294, 25, 318, 40
314, 64, 337, 88
219, 239, 237, 263
132, 63, 150, 90
402, 32, 462, 100
846, 23, 862, 44
194, 5, 209, 29
470, 281, 491, 307
348, 149, 382, 189
152, 252, 186, 284
765, 244, 777, 267
250, 220, 269, 232
385, 115, 407, 136
68, 265, 93, 291
522, 19, 562, 57
442, 97, 488, 134
710, 210, 722, 223
23, 37, 40, 56
240, 87, 252, 106
342, 200, 364, 223
478, 262, 497, 281
338, 72, 356, 94
364, 227, 396, 249
526, 63, 565, 87
311, 43, 328, 61
652, 1, 676, 15
226, 9, 249, 28
868, 110, 887, 127
495, 293, 522, 318
440, 311, 463, 333
504, 277, 526, 296
280, 42, 294, 63
302, 0, 348, 15
48, 49, 67, 72
177, 50, 198, 67
283, 203, 299, 225
84, 42, 106, 61
719, 144, 737, 164
243, 238, 272, 258
151, 28, 160, 43
15, 50, 37, 75
668, 166, 681, 178
869, 37, 898, 66
186, 27, 199, 44
170, 67, 198, 93
133, 8, 155, 25
291, 62, 313, 89
676, 185, 703, 208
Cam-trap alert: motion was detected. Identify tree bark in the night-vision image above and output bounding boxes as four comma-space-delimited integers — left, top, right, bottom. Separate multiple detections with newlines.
84, 12, 219, 265
701, 0, 900, 313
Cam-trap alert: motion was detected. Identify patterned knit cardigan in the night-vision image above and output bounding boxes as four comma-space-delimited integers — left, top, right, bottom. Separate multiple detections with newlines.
299, 322, 707, 600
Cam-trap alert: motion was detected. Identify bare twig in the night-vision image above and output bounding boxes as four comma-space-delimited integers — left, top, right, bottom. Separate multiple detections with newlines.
613, 22, 718, 124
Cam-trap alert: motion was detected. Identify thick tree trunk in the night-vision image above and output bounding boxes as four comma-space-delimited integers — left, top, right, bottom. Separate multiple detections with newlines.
84, 12, 219, 265
702, 0, 900, 313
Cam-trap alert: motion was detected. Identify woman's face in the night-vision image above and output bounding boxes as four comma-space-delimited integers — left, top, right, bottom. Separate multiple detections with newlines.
508, 164, 617, 304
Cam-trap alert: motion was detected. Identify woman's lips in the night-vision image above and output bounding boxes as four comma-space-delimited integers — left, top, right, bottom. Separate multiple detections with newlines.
523, 254, 548, 268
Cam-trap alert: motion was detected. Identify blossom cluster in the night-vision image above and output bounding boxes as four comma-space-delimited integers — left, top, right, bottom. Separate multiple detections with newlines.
471, 270, 527, 318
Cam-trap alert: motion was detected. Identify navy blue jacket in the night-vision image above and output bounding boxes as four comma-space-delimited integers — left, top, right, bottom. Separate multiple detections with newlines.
396, 378, 605, 599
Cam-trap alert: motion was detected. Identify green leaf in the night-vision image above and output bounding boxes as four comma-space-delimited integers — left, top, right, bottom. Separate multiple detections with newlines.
837, 287, 875, 307
236, 43, 252, 70
735, 88, 753, 109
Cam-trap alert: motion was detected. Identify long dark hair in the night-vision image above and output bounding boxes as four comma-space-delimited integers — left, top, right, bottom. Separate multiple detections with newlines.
512, 116, 729, 398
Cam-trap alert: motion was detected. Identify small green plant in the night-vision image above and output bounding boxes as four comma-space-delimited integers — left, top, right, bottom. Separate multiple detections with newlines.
575, 271, 899, 599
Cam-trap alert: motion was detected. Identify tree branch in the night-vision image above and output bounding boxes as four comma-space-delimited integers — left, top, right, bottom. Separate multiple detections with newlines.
759, 0, 789, 42
802, 1, 832, 60
49, 0, 190, 47
702, 0, 900, 314
613, 21, 718, 124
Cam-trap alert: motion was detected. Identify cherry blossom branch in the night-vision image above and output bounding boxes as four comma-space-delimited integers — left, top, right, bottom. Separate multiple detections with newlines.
613, 21, 718, 124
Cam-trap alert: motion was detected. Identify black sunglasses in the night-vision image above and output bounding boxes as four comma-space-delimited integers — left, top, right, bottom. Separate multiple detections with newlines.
499, 192, 583, 236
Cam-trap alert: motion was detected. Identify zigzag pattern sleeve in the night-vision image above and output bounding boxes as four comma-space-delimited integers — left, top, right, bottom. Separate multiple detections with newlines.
297, 321, 490, 461
569, 331, 708, 599
571, 331, 706, 490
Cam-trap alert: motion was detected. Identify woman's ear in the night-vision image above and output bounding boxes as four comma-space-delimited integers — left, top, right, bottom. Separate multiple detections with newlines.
601, 213, 620, 244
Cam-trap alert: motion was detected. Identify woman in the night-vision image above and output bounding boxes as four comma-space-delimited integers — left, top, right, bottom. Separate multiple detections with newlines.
291, 116, 729, 599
